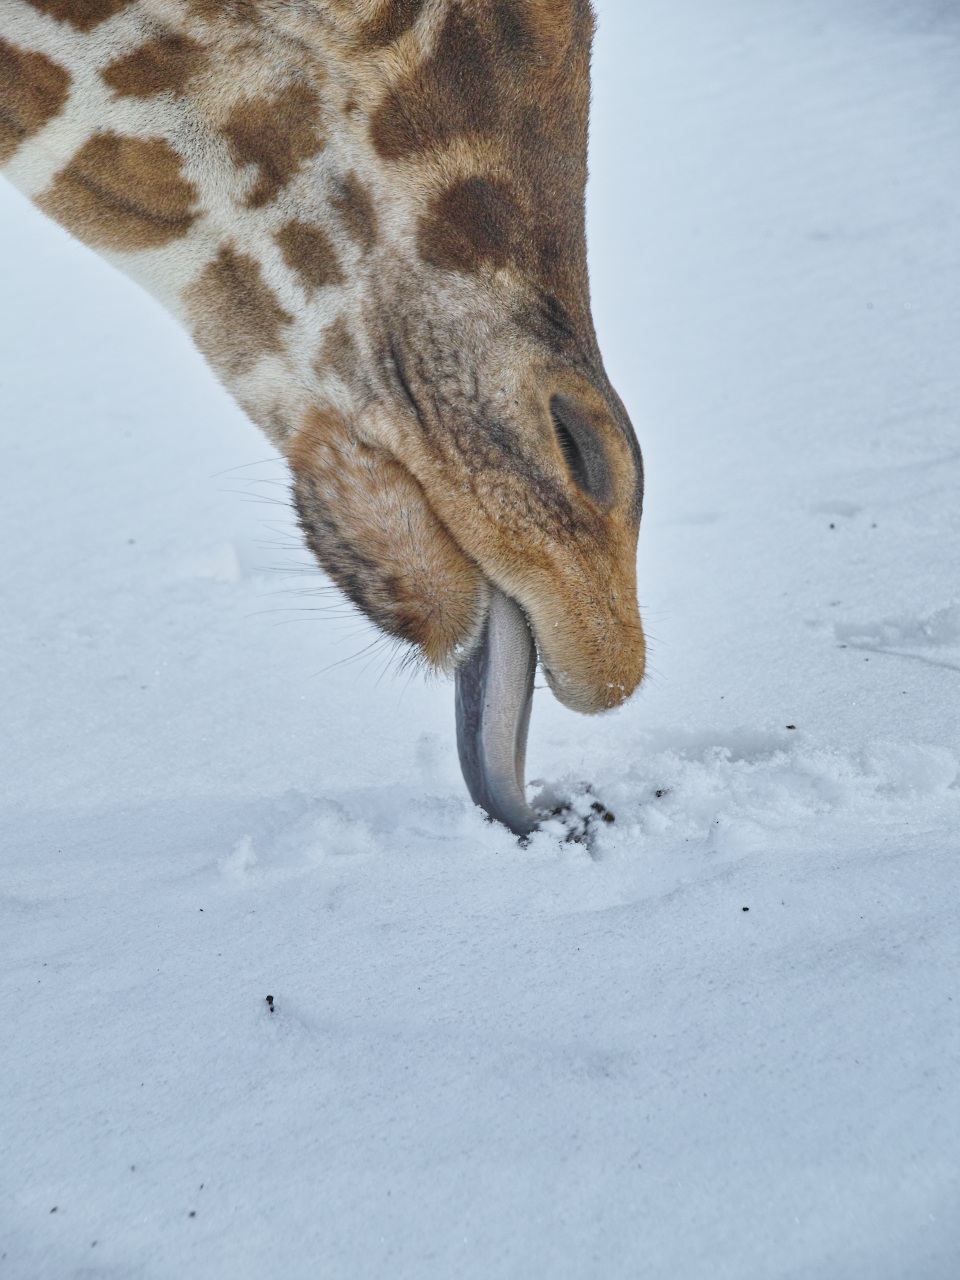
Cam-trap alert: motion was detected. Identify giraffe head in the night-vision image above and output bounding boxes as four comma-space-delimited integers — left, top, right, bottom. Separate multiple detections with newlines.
2, 0, 644, 831
287, 0, 646, 720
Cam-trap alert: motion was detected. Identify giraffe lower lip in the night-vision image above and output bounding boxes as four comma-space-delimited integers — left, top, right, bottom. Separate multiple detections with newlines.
454, 588, 540, 837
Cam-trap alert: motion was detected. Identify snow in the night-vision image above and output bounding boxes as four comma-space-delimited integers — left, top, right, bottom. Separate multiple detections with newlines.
2, 0, 959, 1275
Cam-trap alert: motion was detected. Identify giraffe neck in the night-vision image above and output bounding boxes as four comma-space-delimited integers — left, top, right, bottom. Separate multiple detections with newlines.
1, 0, 413, 448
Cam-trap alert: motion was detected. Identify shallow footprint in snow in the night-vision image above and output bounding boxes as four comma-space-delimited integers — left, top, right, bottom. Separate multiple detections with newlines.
218, 799, 376, 888
835, 601, 960, 671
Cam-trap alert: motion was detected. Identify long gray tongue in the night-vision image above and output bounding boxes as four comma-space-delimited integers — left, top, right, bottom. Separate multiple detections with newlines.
455, 588, 540, 836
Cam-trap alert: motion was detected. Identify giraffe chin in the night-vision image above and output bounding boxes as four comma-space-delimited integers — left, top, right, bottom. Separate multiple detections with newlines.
455, 588, 540, 838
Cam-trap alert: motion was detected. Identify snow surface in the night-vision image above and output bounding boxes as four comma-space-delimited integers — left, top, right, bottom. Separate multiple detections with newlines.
2, 1, 959, 1276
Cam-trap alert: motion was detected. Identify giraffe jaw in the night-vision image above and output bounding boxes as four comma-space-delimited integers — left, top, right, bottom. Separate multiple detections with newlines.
288, 366, 645, 834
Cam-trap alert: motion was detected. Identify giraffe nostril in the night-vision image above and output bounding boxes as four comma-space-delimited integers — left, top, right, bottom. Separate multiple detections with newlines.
549, 394, 613, 505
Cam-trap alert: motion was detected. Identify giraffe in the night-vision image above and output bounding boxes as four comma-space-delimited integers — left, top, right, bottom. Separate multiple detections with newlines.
0, 0, 645, 836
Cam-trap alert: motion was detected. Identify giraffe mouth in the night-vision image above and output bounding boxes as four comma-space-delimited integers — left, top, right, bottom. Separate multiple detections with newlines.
454, 588, 541, 836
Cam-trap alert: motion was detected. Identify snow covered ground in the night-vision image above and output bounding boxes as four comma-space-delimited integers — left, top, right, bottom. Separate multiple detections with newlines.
2, 0, 959, 1275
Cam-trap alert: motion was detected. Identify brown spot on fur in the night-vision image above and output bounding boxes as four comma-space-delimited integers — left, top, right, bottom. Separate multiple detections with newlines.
489, 0, 535, 57
0, 39, 71, 166
101, 33, 207, 98
38, 133, 198, 250
222, 81, 324, 208
361, 0, 425, 48
23, 0, 135, 32
330, 172, 378, 253
291, 410, 486, 668
314, 317, 367, 395
275, 220, 344, 292
418, 177, 522, 274
370, 5, 498, 159
186, 246, 292, 379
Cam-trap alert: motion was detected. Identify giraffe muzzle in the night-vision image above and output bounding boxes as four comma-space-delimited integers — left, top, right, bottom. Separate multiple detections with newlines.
454, 588, 540, 837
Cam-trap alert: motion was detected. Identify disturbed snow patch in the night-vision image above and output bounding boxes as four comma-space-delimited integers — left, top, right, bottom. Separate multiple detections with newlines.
217, 730, 960, 883
592, 729, 960, 858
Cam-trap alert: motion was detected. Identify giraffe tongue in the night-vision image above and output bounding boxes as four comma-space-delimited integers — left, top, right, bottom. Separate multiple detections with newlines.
455, 588, 540, 837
